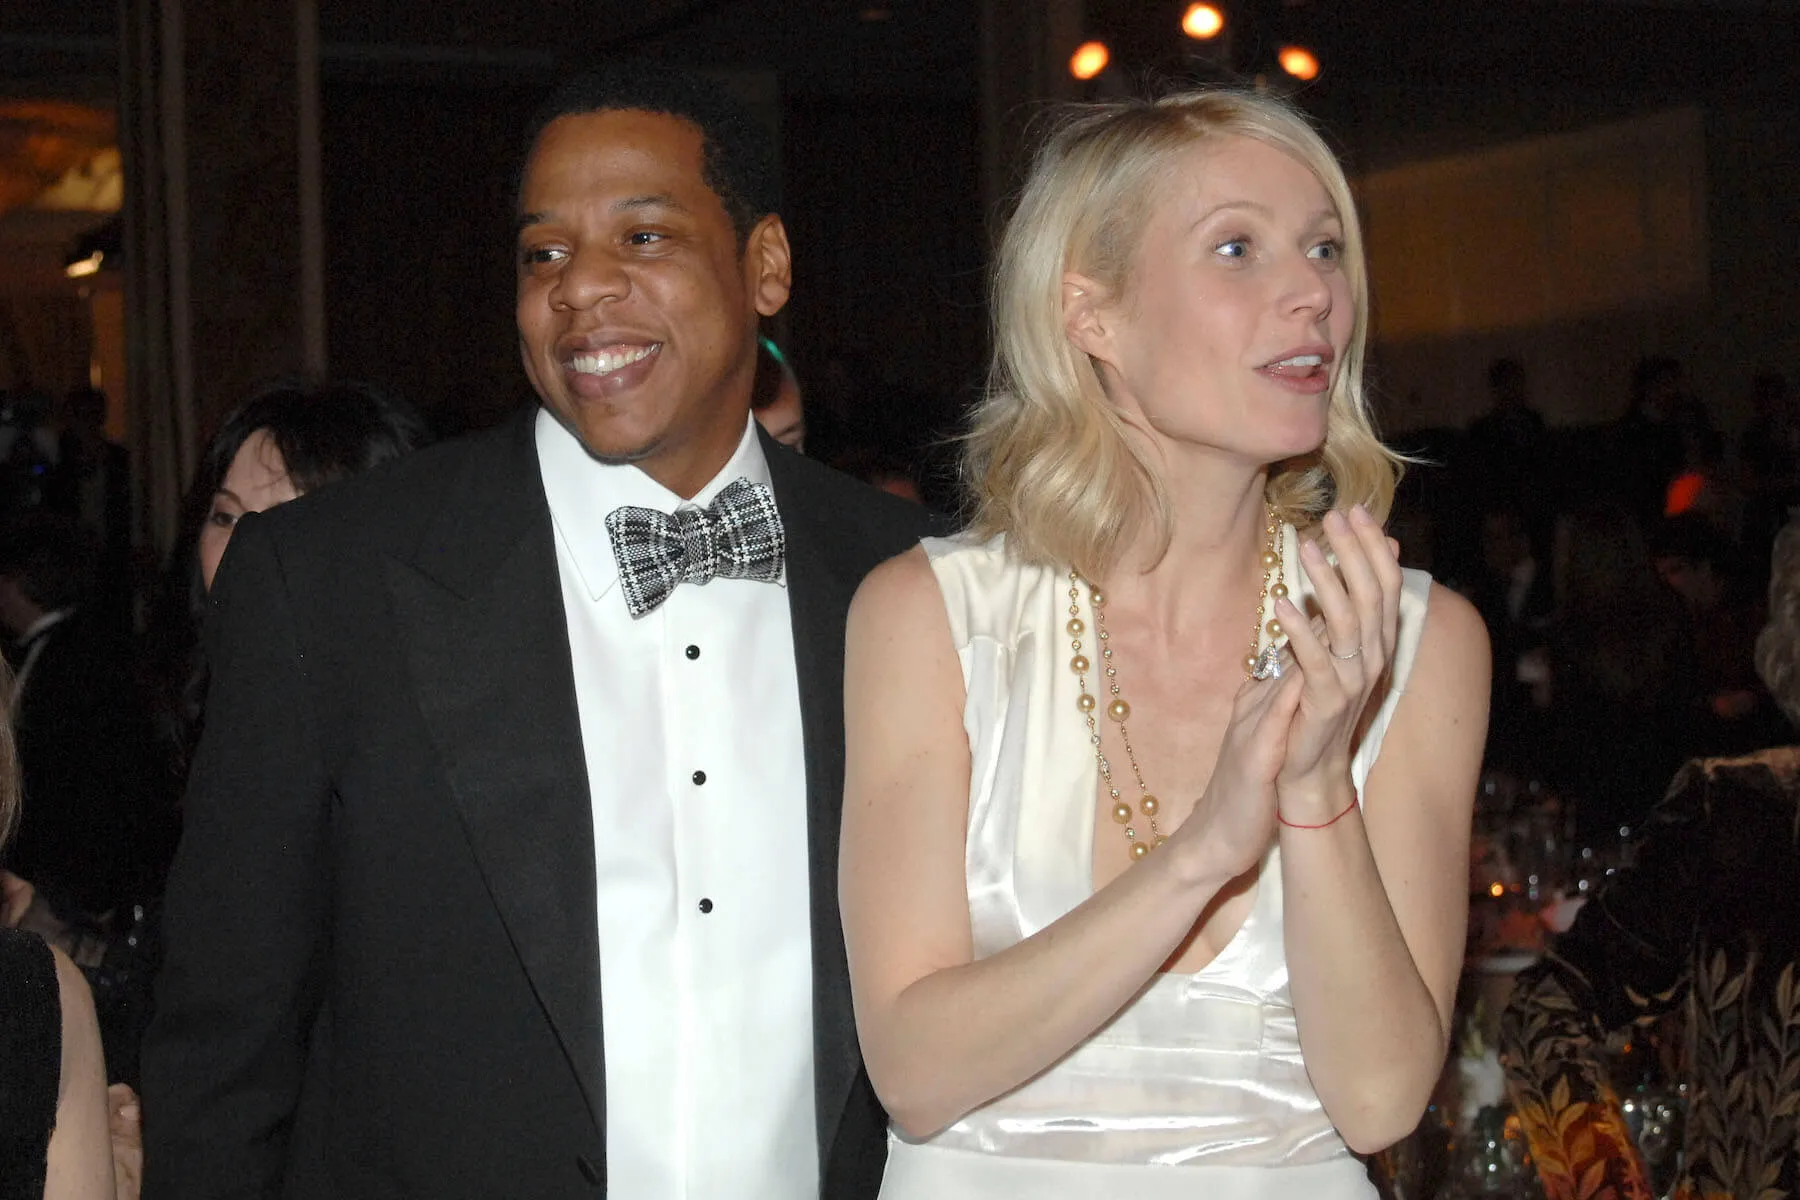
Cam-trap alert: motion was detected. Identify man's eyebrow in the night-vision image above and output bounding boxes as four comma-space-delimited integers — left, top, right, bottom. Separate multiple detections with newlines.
515, 194, 690, 234
613, 193, 688, 215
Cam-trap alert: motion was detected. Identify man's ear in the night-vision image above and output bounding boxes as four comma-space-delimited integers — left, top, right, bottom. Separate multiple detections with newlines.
1062, 272, 1116, 368
747, 214, 793, 318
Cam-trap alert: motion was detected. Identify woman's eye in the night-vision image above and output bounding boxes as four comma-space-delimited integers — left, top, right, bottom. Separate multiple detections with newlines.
1214, 239, 1249, 260
627, 230, 667, 247
519, 245, 565, 267
1308, 239, 1342, 261
207, 510, 238, 530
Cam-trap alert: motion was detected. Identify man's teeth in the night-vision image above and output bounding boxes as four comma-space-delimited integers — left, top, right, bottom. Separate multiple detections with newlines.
1268, 354, 1324, 369
571, 344, 659, 375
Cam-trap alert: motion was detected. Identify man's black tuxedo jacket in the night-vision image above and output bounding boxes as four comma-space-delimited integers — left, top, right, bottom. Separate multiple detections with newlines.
142, 410, 933, 1199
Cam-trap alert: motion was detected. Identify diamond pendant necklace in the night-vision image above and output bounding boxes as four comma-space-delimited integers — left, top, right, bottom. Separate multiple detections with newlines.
1068, 503, 1286, 861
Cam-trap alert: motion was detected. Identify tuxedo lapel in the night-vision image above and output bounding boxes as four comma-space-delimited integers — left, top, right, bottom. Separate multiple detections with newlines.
383, 410, 605, 1132
763, 433, 867, 1157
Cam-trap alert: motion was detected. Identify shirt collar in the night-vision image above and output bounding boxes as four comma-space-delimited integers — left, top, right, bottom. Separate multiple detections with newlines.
18, 607, 72, 646
535, 409, 778, 603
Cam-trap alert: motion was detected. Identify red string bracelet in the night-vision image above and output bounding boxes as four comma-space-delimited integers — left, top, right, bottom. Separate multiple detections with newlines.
1278, 789, 1359, 830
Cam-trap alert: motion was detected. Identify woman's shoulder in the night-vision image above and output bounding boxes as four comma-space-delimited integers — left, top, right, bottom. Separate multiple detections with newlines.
920, 527, 1006, 563
919, 530, 1062, 586
856, 531, 1062, 656
1414, 573, 1484, 648
922, 532, 1067, 637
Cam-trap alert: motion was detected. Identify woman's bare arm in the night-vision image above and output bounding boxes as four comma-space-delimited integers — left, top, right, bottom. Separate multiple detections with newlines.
45, 946, 115, 1200
1280, 580, 1488, 1152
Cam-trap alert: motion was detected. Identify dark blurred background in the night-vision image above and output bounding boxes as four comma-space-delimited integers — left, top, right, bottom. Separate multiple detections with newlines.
2, 0, 1797, 541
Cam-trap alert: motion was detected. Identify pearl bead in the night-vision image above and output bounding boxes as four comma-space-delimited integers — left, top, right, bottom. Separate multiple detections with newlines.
1245, 654, 1262, 674
1066, 617, 1085, 637
1077, 693, 1097, 712
1070, 654, 1090, 673
1140, 794, 1160, 817
1261, 549, 1281, 568
1112, 802, 1132, 824
1089, 589, 1105, 607
1266, 618, 1283, 638
1130, 841, 1150, 860
1107, 698, 1131, 722
1270, 581, 1288, 600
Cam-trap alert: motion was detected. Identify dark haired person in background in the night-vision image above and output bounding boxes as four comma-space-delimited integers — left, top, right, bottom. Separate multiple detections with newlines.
189, 379, 433, 593
45, 387, 132, 629
143, 64, 931, 1199
4, 381, 429, 1108
145, 379, 434, 772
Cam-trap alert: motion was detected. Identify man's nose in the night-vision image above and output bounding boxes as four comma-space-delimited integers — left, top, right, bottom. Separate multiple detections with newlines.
552, 246, 630, 311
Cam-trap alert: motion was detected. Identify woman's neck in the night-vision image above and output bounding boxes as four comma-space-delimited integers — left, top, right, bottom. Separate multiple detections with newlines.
1109, 458, 1273, 640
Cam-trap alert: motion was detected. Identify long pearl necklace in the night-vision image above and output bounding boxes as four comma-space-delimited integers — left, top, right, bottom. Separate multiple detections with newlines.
1068, 504, 1287, 861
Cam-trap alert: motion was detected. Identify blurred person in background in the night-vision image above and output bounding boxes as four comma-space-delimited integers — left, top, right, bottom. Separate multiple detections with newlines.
44, 388, 132, 630
1740, 371, 1799, 585
3, 379, 431, 1096
1501, 512, 1800, 1200
0, 390, 59, 520
752, 335, 806, 453
1462, 357, 1549, 524
1654, 512, 1784, 755
1612, 356, 1690, 528
0, 513, 165, 927
146, 379, 434, 773
1466, 502, 1553, 776
1533, 501, 1698, 844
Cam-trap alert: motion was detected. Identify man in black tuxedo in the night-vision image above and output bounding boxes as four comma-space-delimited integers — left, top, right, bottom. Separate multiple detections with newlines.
143, 66, 929, 1198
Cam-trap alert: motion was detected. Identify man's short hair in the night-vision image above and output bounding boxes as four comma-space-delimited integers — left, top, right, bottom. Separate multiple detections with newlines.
519, 62, 779, 245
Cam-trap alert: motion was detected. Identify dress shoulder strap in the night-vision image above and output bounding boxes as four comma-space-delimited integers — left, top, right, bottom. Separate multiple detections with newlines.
922, 532, 1063, 657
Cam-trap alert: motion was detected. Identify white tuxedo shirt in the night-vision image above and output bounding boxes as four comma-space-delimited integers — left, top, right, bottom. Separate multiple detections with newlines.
537, 410, 818, 1199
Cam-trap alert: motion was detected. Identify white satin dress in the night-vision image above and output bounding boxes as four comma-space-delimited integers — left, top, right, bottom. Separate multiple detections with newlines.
879, 529, 1431, 1200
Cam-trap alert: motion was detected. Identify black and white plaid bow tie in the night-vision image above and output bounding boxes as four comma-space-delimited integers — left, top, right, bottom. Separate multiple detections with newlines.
604, 478, 786, 618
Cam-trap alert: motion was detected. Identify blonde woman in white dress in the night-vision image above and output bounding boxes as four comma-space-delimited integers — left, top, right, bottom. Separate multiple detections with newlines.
841, 88, 1490, 1199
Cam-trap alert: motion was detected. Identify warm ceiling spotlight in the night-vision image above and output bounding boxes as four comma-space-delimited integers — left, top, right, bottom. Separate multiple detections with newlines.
1069, 40, 1111, 81
1278, 45, 1320, 81
859, 6, 892, 20
1182, 3, 1225, 40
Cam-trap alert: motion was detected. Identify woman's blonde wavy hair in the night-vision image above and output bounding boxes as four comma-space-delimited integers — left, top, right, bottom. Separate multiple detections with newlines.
965, 88, 1403, 581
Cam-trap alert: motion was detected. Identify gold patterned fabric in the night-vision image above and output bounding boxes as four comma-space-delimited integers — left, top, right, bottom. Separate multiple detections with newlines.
1499, 747, 1800, 1200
